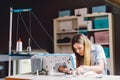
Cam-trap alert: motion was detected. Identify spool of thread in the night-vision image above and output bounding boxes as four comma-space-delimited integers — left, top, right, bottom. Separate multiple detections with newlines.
27, 38, 31, 52
16, 38, 23, 52
27, 46, 31, 52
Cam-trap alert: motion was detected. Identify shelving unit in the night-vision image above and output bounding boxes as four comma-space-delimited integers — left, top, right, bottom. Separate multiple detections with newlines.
53, 16, 78, 53
53, 13, 114, 74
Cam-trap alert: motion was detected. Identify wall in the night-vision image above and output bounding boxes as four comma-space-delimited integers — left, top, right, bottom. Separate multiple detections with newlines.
112, 7, 120, 75
0, 0, 106, 53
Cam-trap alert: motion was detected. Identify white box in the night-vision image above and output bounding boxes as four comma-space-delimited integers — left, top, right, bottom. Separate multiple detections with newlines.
59, 21, 73, 31
74, 8, 88, 16
87, 21, 93, 30
18, 59, 31, 74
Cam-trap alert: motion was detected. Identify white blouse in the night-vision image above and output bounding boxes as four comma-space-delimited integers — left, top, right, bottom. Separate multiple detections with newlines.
91, 44, 107, 74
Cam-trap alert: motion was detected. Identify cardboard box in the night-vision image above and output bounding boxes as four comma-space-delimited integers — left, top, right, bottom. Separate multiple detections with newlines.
94, 31, 109, 44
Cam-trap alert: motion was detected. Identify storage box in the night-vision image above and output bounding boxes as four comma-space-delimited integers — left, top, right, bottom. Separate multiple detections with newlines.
87, 21, 93, 30
59, 21, 73, 31
94, 31, 109, 44
78, 29, 88, 35
103, 47, 110, 58
93, 17, 108, 29
74, 8, 88, 16
92, 5, 107, 13
58, 10, 71, 17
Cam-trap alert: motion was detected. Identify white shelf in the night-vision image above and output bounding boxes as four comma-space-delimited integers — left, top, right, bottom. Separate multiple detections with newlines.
96, 43, 109, 45
83, 13, 112, 18
55, 16, 77, 21
57, 43, 71, 46
88, 28, 109, 32
57, 30, 78, 34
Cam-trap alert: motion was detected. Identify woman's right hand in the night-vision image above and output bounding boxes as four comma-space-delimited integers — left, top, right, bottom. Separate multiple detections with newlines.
58, 66, 68, 73
58, 66, 73, 74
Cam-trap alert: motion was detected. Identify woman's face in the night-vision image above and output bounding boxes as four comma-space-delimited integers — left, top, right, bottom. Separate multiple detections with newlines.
73, 43, 84, 56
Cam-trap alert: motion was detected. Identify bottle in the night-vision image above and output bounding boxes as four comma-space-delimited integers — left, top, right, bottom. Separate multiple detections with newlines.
16, 38, 23, 53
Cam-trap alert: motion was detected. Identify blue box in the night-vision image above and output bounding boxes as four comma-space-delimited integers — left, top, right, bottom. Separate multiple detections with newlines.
92, 5, 107, 13
58, 10, 71, 17
93, 17, 108, 29
103, 47, 110, 58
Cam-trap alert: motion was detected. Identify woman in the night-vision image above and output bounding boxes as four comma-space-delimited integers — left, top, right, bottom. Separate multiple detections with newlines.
58, 34, 107, 75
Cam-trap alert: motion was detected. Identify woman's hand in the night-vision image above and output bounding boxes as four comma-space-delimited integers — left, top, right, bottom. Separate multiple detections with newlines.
76, 66, 86, 75
58, 66, 72, 74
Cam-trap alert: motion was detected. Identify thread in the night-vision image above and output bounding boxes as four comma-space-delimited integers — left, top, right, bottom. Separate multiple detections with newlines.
27, 46, 31, 52
27, 38, 31, 52
16, 38, 23, 52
